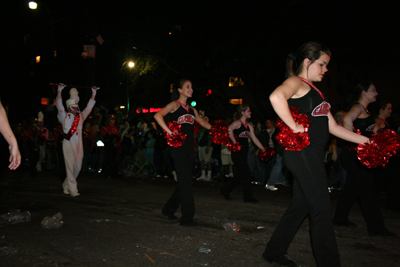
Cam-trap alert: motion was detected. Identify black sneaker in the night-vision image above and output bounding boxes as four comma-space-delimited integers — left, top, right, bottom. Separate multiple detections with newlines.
180, 221, 201, 229
333, 220, 357, 228
162, 211, 179, 222
368, 230, 397, 239
262, 254, 297, 267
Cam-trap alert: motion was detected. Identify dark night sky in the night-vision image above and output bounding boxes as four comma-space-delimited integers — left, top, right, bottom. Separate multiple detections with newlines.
1, 0, 400, 123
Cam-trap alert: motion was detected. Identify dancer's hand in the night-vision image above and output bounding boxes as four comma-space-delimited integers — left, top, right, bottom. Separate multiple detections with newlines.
91, 86, 100, 95
8, 144, 21, 170
292, 123, 305, 133
58, 83, 66, 92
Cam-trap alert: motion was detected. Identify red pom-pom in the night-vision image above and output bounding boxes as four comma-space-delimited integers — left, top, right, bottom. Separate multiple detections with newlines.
356, 129, 400, 168
226, 135, 242, 152
275, 107, 311, 151
210, 120, 230, 145
163, 121, 187, 147
258, 147, 275, 162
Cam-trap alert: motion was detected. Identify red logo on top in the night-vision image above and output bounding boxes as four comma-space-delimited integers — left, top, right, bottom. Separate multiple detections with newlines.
239, 131, 250, 138
312, 101, 331, 117
366, 123, 375, 131
177, 114, 195, 125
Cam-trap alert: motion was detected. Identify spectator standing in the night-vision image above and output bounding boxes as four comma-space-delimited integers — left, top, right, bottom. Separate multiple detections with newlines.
196, 110, 213, 181
100, 115, 121, 178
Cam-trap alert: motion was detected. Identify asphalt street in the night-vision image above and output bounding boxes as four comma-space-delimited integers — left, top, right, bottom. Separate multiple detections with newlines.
0, 168, 399, 267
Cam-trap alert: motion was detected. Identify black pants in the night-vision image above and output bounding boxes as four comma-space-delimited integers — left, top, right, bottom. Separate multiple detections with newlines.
221, 149, 254, 200
264, 146, 340, 267
162, 144, 195, 225
333, 149, 386, 234
385, 156, 400, 210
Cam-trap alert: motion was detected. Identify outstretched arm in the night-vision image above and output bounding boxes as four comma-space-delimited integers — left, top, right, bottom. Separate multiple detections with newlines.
82, 86, 99, 120
193, 108, 212, 130
0, 101, 21, 170
57, 83, 66, 100
56, 83, 67, 122
249, 124, 265, 151
91, 86, 99, 101
328, 112, 369, 144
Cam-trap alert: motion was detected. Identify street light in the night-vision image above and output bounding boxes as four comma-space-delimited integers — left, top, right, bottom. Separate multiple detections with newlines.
120, 61, 135, 115
28, 1, 55, 60
28, 1, 38, 9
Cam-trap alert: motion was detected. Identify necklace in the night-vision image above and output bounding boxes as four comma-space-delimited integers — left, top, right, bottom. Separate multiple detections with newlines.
299, 77, 324, 100
377, 116, 391, 128
175, 100, 190, 112
358, 103, 370, 115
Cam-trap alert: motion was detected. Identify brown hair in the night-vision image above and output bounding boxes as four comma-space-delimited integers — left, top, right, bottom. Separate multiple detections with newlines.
234, 104, 250, 120
291, 41, 331, 76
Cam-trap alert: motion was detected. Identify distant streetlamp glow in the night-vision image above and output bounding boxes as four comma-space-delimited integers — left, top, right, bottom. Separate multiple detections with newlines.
29, 1, 38, 9
121, 61, 135, 115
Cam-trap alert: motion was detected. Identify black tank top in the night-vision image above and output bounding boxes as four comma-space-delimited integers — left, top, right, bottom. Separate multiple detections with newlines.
233, 121, 250, 153
170, 102, 195, 147
376, 117, 392, 131
353, 115, 375, 138
288, 87, 331, 149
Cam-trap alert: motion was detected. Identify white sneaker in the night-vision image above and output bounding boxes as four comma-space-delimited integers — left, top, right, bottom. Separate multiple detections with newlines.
163, 175, 169, 179
197, 174, 207, 181
70, 192, 80, 197
266, 184, 278, 191
156, 174, 162, 178
172, 171, 177, 182
228, 173, 234, 177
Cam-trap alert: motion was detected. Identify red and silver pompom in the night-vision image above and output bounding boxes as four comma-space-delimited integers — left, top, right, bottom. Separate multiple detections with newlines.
226, 135, 242, 152
163, 121, 187, 147
275, 107, 311, 151
356, 129, 400, 168
210, 120, 230, 145
258, 147, 275, 162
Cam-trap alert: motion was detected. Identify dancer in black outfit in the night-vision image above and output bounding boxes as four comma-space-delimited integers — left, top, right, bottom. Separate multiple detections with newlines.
220, 104, 265, 202
333, 82, 396, 238
262, 42, 369, 267
375, 100, 400, 211
154, 79, 211, 228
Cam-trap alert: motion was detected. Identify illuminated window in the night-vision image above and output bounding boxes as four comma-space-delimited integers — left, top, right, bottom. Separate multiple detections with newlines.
170, 83, 174, 93
120, 106, 125, 109
229, 99, 243, 105
36, 56, 41, 63
229, 77, 244, 87
54, 50, 57, 57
